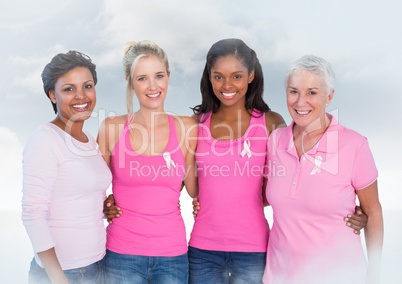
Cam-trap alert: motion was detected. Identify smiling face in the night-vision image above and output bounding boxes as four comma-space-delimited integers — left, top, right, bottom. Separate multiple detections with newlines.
286, 70, 333, 131
131, 55, 169, 111
209, 55, 254, 109
49, 66, 96, 123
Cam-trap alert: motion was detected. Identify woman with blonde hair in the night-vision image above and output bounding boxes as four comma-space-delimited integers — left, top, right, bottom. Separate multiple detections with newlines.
98, 40, 198, 283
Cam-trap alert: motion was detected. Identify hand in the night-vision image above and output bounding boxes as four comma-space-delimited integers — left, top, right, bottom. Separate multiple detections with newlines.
344, 205, 368, 235
103, 194, 122, 224
192, 197, 200, 218
37, 248, 69, 284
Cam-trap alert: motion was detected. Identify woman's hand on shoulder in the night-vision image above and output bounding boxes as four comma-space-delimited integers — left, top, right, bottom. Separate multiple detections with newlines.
265, 111, 286, 135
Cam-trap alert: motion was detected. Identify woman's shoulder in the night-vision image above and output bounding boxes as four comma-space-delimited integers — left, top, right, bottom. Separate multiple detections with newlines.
190, 113, 201, 123
190, 111, 212, 124
24, 123, 63, 155
338, 123, 369, 146
102, 114, 128, 126
263, 110, 287, 134
98, 115, 127, 144
29, 123, 60, 142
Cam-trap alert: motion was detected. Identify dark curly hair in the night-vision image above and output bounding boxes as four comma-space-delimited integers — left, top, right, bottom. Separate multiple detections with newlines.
41, 50, 97, 114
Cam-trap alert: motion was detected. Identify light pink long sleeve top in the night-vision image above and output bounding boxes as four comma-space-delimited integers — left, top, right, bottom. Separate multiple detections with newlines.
22, 123, 112, 269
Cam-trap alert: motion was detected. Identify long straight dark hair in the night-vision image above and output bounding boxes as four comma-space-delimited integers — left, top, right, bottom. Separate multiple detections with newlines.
192, 38, 270, 118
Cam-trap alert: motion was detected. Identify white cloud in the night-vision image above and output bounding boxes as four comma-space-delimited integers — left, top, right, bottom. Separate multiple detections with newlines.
97, 0, 279, 74
96, 48, 122, 68
0, 0, 73, 30
0, 127, 23, 210
9, 71, 42, 98
5, 44, 70, 100
378, 169, 402, 211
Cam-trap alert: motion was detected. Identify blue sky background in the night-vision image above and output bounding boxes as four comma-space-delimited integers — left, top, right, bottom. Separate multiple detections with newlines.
0, 0, 401, 282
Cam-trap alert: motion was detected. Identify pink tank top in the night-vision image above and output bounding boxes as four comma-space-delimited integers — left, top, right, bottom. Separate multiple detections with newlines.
107, 115, 187, 256
189, 110, 270, 252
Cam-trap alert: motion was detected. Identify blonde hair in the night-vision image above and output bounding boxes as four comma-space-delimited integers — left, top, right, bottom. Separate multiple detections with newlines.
123, 40, 170, 114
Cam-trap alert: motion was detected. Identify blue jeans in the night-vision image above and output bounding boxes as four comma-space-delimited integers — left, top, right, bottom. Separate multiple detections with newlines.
28, 257, 105, 284
105, 249, 188, 284
188, 246, 266, 284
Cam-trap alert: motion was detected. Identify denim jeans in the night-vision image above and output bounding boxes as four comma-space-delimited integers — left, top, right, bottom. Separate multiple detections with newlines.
188, 246, 266, 284
105, 249, 188, 284
28, 257, 105, 284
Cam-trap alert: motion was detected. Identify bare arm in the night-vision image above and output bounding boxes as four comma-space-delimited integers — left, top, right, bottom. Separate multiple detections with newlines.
263, 111, 286, 206
261, 178, 269, 207
37, 248, 68, 284
98, 116, 125, 222
356, 180, 383, 283
182, 116, 199, 198
97, 118, 112, 166
97, 115, 126, 166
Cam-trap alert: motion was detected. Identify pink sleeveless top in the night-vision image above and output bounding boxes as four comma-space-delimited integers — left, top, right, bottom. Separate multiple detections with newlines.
107, 115, 187, 256
189, 110, 270, 252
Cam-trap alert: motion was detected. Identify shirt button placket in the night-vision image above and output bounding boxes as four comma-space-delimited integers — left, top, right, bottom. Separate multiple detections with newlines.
290, 156, 303, 197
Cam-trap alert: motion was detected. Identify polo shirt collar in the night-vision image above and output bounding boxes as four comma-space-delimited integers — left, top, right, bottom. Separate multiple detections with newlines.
282, 114, 343, 156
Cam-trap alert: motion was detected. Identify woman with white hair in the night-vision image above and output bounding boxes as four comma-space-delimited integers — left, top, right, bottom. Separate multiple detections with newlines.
263, 55, 383, 284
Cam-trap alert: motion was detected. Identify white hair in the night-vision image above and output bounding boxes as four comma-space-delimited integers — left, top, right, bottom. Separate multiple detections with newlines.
285, 54, 335, 94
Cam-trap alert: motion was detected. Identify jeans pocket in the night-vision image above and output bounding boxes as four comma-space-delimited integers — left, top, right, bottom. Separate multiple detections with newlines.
64, 268, 84, 284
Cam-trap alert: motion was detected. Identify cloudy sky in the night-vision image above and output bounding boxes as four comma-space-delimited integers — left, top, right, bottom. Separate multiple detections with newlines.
1, 0, 401, 282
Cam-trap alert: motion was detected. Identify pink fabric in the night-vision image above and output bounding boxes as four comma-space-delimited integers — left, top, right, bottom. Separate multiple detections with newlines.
22, 123, 112, 269
107, 115, 187, 256
263, 115, 378, 284
189, 110, 269, 252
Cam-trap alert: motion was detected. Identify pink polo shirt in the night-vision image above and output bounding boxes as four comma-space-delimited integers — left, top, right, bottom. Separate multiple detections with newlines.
263, 115, 377, 284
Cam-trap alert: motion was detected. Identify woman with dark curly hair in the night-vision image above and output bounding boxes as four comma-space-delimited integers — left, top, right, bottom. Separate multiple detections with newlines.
22, 50, 112, 283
